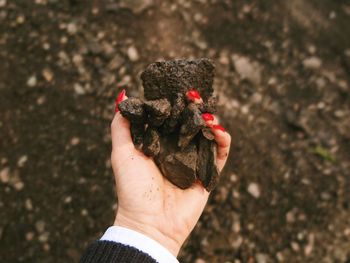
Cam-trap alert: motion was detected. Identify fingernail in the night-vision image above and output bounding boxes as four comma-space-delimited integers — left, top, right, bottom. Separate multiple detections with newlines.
115, 89, 126, 112
186, 89, 202, 103
202, 113, 214, 122
212, 124, 226, 132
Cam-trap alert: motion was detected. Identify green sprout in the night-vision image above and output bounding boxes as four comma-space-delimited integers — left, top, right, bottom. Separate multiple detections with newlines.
309, 146, 336, 162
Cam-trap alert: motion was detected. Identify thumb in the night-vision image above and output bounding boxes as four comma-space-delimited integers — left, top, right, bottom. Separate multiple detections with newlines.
111, 90, 134, 155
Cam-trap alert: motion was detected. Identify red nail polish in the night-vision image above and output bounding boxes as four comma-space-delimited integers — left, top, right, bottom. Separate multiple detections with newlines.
202, 113, 214, 122
212, 124, 226, 132
186, 89, 201, 102
115, 89, 126, 112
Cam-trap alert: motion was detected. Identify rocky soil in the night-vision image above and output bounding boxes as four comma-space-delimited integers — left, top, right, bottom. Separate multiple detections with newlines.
0, 0, 349, 262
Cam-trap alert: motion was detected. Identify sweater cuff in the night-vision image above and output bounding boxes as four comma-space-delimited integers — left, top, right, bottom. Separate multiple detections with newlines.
100, 226, 179, 263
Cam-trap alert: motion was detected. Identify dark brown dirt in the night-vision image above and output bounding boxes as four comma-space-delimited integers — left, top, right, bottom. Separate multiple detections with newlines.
0, 0, 350, 262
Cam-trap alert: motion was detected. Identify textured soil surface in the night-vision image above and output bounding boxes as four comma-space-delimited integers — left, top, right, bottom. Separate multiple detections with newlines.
1, 1, 350, 262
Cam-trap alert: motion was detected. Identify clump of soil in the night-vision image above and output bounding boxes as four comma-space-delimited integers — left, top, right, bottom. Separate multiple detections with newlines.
118, 59, 220, 191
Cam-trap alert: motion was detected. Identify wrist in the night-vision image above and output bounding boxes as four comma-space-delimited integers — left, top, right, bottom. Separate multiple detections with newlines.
114, 212, 182, 256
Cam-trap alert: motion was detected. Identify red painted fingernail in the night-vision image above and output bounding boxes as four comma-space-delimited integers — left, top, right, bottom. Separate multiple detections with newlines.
202, 113, 214, 122
186, 89, 201, 102
115, 89, 126, 112
212, 124, 226, 132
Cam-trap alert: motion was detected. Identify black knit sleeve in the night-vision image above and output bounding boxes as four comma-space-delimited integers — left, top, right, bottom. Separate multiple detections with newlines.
80, 241, 158, 263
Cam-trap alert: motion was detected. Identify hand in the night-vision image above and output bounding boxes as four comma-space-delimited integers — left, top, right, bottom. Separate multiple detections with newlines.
110, 91, 231, 256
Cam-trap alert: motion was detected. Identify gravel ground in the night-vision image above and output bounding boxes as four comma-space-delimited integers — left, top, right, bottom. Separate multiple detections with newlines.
0, 0, 350, 262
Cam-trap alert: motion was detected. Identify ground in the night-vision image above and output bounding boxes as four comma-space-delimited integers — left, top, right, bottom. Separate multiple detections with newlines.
0, 0, 350, 262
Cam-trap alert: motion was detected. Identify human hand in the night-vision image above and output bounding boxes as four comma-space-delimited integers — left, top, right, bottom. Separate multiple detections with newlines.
111, 90, 231, 256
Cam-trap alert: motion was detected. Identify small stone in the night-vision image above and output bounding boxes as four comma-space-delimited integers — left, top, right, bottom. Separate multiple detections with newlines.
113, 0, 154, 14
42, 68, 53, 82
38, 232, 50, 243
127, 46, 139, 62
286, 210, 296, 223
43, 43, 50, 50
43, 243, 50, 251
0, 0, 6, 7
74, 83, 85, 95
26, 232, 35, 241
70, 137, 80, 146
64, 196, 72, 203
256, 253, 268, 263
16, 15, 25, 24
303, 57, 322, 69
334, 110, 345, 118
247, 182, 260, 198
14, 181, 24, 191
67, 22, 78, 35
81, 209, 88, 216
0, 167, 10, 183
27, 75, 37, 87
35, 220, 45, 233
73, 54, 83, 65
17, 155, 28, 167
25, 198, 33, 211
291, 242, 300, 252
195, 259, 206, 263
37, 96, 46, 105
232, 55, 262, 84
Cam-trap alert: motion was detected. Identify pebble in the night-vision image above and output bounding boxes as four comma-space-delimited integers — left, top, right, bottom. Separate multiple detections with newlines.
27, 75, 37, 87
70, 137, 80, 146
64, 196, 72, 203
67, 22, 78, 35
127, 46, 139, 62
37, 96, 46, 105
255, 253, 268, 263
42, 68, 54, 82
26, 232, 34, 241
35, 220, 46, 233
16, 15, 25, 24
38, 232, 50, 243
25, 198, 33, 211
74, 83, 85, 95
0, 167, 10, 183
17, 155, 28, 167
303, 57, 322, 69
43, 243, 50, 251
14, 180, 24, 191
232, 55, 262, 84
247, 182, 261, 198
291, 242, 300, 251
0, 0, 6, 7
115, 0, 154, 14
334, 110, 345, 118
195, 259, 206, 263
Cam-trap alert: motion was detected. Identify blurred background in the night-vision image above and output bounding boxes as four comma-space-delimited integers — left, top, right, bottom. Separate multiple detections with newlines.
0, 0, 350, 262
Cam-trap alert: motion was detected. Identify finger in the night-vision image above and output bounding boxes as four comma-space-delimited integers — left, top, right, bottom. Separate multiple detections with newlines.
202, 114, 231, 171
211, 124, 231, 171
111, 91, 134, 154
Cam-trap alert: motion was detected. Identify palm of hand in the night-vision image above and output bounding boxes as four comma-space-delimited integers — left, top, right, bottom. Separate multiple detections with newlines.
112, 116, 208, 254
111, 102, 230, 256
